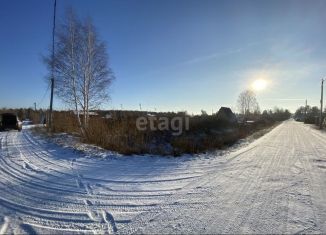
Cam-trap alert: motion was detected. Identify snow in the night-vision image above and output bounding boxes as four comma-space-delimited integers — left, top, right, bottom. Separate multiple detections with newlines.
0, 120, 325, 234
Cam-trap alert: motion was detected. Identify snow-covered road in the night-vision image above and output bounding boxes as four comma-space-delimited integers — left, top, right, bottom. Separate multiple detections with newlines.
0, 120, 325, 234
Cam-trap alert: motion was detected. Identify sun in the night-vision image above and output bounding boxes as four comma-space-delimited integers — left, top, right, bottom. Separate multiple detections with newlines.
252, 79, 268, 91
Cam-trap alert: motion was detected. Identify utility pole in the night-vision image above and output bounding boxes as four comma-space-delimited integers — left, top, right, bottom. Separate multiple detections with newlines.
305, 99, 307, 119
49, 0, 57, 130
320, 79, 324, 129
34, 102, 37, 111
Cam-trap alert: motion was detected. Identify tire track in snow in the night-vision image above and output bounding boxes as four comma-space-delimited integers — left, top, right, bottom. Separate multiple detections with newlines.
236, 126, 293, 233
181, 124, 286, 234
0, 126, 286, 234
2, 121, 323, 234
71, 158, 118, 234
0, 132, 98, 232
218, 129, 285, 233
124, 129, 284, 234
297, 124, 326, 232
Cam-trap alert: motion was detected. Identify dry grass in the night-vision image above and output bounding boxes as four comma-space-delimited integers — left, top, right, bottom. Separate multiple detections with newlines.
85, 116, 150, 154
47, 111, 278, 156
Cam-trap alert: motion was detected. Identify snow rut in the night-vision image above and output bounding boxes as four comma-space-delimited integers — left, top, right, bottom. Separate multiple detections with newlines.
0, 121, 325, 234
0, 130, 213, 234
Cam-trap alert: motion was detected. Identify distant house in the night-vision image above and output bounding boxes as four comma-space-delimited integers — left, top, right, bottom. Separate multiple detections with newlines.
72, 111, 98, 116
216, 107, 238, 125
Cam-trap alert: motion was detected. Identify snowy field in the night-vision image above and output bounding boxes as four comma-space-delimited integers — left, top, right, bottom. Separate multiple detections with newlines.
0, 120, 325, 234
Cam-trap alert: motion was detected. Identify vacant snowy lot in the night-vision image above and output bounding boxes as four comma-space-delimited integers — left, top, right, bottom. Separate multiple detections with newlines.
0, 120, 325, 234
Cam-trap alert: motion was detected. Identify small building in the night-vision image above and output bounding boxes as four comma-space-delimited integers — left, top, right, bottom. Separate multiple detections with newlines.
72, 110, 98, 117
216, 107, 238, 125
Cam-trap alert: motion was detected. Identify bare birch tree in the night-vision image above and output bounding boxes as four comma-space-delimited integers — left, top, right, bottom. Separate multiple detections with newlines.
44, 9, 114, 134
237, 90, 259, 116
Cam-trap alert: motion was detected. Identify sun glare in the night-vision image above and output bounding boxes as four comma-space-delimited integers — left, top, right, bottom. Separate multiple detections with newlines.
252, 79, 268, 91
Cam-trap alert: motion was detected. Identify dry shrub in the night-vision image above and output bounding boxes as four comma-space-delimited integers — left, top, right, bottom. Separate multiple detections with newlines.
52, 112, 79, 134
171, 136, 198, 154
49, 111, 277, 156
85, 116, 150, 155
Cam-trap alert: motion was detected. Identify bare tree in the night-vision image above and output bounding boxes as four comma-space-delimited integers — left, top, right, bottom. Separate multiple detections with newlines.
44, 9, 114, 134
237, 90, 259, 116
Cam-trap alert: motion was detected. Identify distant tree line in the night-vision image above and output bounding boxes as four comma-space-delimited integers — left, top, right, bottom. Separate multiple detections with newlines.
261, 108, 291, 122
294, 105, 325, 124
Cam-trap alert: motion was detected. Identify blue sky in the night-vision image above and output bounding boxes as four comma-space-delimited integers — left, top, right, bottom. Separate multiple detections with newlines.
1, 0, 326, 114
